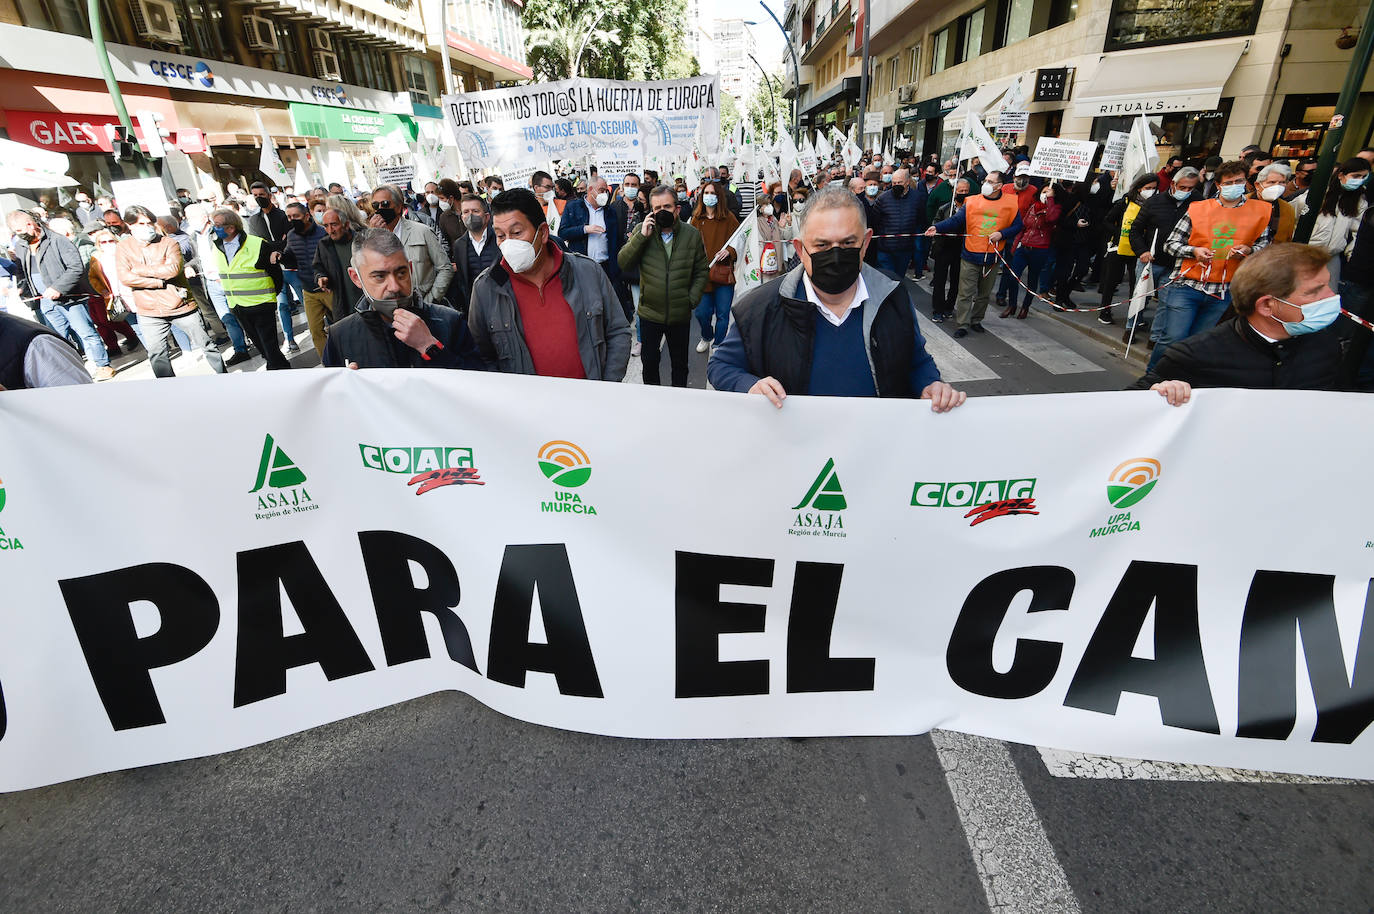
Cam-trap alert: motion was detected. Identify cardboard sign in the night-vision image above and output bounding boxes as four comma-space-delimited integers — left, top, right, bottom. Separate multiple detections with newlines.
1028, 137, 1099, 181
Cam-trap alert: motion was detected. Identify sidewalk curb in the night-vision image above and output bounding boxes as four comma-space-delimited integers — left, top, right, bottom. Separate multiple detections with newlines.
1030, 301, 1150, 368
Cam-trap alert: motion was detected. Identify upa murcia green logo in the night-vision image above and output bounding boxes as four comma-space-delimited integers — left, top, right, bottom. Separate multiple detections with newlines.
538, 440, 597, 515
790, 458, 847, 537
911, 478, 1039, 526
1089, 458, 1160, 538
359, 445, 483, 495
0, 476, 20, 552
250, 434, 319, 520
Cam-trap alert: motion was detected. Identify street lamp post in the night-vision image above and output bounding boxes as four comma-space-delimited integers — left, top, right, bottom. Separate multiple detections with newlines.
855, 0, 870, 143
751, 3, 801, 142
747, 53, 778, 141
88, 0, 151, 178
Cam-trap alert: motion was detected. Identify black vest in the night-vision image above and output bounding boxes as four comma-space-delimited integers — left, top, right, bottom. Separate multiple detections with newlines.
733, 274, 918, 397
0, 312, 64, 390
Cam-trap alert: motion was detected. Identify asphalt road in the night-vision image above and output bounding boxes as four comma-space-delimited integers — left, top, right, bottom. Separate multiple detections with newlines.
3, 276, 1371, 913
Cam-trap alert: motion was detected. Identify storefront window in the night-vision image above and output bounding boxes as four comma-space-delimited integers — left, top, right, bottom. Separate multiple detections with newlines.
1091, 98, 1233, 166
1105, 0, 1260, 51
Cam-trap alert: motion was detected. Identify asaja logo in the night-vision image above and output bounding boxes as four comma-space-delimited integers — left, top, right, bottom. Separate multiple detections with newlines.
1088, 457, 1161, 538
0, 476, 18, 552
538, 441, 596, 515
360, 445, 483, 496
250, 434, 318, 520
538, 441, 592, 489
1107, 458, 1161, 509
911, 478, 1039, 526
790, 459, 847, 537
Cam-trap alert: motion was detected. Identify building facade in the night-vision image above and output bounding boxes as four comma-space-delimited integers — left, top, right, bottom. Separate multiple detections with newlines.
715, 18, 761, 104
0, 0, 527, 204
785, 0, 1371, 166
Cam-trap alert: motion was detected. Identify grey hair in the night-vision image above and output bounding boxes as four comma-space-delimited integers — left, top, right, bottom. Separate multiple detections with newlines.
184, 203, 210, 226
350, 227, 405, 270
211, 207, 245, 235
797, 184, 867, 235
371, 183, 403, 206
326, 194, 368, 230
1257, 162, 1292, 181
47, 216, 73, 236
1173, 166, 1201, 183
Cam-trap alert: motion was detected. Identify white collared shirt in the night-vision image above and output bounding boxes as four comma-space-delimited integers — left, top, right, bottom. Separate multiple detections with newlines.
801, 271, 869, 327
469, 231, 487, 256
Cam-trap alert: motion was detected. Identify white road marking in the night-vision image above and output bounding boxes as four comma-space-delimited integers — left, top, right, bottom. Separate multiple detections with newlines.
979, 316, 1105, 375
915, 313, 999, 383
1036, 748, 1364, 784
931, 730, 1081, 913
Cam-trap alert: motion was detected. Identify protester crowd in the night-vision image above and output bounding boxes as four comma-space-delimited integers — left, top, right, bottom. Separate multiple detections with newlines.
1, 139, 1370, 399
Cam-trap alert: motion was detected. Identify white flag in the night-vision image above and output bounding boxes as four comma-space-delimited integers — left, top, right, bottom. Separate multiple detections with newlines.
293, 158, 313, 194
799, 134, 818, 174
957, 113, 1002, 170
1116, 115, 1160, 201
814, 130, 833, 164
253, 111, 290, 187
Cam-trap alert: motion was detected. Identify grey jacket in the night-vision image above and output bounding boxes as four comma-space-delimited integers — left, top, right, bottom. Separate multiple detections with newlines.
468, 245, 631, 381
393, 215, 453, 302
12, 227, 87, 303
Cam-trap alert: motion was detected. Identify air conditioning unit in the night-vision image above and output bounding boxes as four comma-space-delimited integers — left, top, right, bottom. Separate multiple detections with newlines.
898, 85, 915, 102
131, 0, 182, 43
308, 27, 333, 51
244, 14, 279, 51
313, 49, 341, 80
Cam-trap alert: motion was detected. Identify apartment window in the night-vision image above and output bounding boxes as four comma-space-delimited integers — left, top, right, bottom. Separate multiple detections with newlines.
997, 0, 1033, 47
1048, 0, 1078, 29
1104, 0, 1256, 49
404, 56, 436, 105
930, 27, 949, 74
956, 8, 984, 64
906, 44, 920, 84
13, 0, 87, 34
270, 21, 309, 77
887, 55, 898, 92
172, 0, 229, 58
340, 42, 394, 92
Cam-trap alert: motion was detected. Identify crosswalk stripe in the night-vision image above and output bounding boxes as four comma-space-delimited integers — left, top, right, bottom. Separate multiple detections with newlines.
1036, 747, 1362, 784
978, 315, 1105, 375
915, 312, 999, 383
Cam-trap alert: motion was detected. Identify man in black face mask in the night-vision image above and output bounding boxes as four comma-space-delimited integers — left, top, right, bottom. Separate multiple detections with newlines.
708, 185, 966, 411
246, 181, 300, 352
322, 228, 484, 370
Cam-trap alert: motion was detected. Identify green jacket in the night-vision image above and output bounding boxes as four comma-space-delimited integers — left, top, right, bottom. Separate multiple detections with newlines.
926, 179, 955, 223
618, 218, 708, 325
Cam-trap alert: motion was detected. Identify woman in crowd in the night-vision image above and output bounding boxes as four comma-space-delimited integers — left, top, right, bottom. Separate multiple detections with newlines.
1095, 173, 1159, 325
1049, 179, 1093, 309
1310, 157, 1370, 285
690, 180, 740, 353
85, 227, 143, 353
998, 182, 1061, 320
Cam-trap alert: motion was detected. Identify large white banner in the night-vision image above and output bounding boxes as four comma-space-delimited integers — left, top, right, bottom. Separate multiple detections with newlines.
441, 76, 720, 176
1, 372, 1372, 792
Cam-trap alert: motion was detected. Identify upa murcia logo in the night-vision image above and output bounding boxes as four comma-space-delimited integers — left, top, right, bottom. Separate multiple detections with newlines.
537, 441, 596, 515
790, 458, 847, 537
359, 444, 484, 496
1089, 458, 1161, 538
250, 434, 319, 520
911, 478, 1039, 526
0, 476, 20, 552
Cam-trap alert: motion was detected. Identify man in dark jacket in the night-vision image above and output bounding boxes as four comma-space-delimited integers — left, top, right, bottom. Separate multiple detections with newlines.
313, 205, 363, 321
618, 184, 708, 386
1133, 243, 1343, 403
0, 310, 93, 389
557, 177, 625, 291
449, 193, 499, 314
247, 181, 297, 352
873, 168, 927, 279
1128, 166, 1201, 345
322, 228, 484, 370
282, 202, 331, 355
708, 185, 965, 411
5, 210, 112, 380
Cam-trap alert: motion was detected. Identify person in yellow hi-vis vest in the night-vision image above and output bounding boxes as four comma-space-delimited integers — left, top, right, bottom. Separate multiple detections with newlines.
210, 208, 291, 370
926, 169, 1023, 339
1152, 160, 1275, 372
1096, 173, 1160, 326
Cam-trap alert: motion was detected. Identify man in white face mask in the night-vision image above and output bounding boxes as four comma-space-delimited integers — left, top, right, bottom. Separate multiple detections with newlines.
555, 175, 625, 294
1254, 162, 1297, 243
469, 188, 630, 380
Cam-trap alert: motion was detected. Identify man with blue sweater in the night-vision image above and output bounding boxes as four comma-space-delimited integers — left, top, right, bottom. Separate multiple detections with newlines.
707, 185, 966, 412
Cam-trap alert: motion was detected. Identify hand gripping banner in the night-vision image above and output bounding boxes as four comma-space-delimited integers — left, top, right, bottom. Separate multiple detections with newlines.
0, 372, 1371, 791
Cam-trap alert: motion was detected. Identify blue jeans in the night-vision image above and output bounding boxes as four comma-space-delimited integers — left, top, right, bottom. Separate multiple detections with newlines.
1013, 247, 1052, 308
912, 236, 929, 276
1147, 283, 1229, 373
877, 249, 913, 277
41, 298, 109, 367
205, 279, 249, 353
278, 273, 299, 344
694, 285, 735, 345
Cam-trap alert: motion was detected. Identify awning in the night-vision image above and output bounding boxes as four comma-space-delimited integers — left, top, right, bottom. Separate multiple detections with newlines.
945, 74, 1022, 123
0, 137, 76, 188
1071, 39, 1247, 118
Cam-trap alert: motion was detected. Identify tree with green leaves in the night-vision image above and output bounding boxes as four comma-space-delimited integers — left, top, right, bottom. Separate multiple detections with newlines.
523, 0, 696, 82
746, 68, 785, 142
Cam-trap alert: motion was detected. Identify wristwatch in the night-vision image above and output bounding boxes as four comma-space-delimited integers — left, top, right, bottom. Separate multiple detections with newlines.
421, 340, 445, 361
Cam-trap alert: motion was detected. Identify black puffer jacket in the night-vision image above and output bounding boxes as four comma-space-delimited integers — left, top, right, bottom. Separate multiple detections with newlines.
1132, 317, 1343, 390
321, 299, 488, 370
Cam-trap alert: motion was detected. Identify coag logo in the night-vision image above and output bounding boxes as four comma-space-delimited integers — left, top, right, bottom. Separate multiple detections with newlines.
1107, 458, 1161, 509
538, 441, 591, 489
790, 459, 847, 538
0, 477, 5, 514
359, 445, 483, 495
0, 477, 20, 551
250, 434, 317, 520
911, 478, 1038, 526
194, 61, 214, 88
